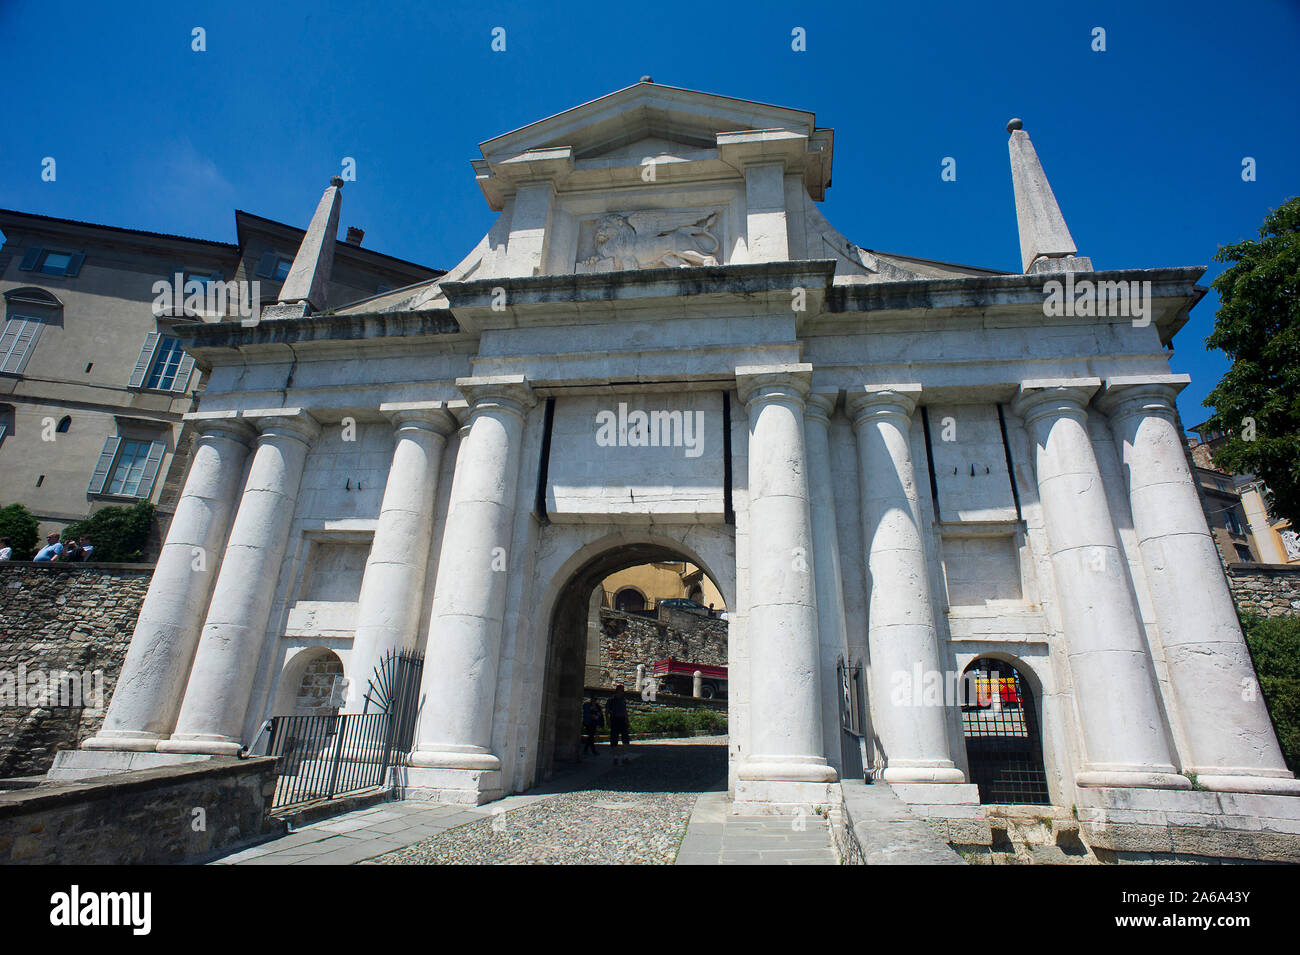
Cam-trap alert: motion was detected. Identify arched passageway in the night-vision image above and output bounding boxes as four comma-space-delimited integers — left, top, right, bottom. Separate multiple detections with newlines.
960, 657, 1049, 804
536, 540, 728, 784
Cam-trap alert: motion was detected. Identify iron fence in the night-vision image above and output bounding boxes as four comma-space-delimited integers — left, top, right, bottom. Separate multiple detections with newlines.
261, 649, 424, 811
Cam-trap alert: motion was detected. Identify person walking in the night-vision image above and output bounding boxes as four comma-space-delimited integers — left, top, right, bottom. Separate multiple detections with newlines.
607, 684, 631, 764
581, 697, 604, 757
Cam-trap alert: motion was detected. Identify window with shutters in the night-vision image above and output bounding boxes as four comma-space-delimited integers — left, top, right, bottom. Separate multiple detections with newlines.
88, 436, 166, 499
0, 315, 44, 376
129, 332, 195, 393
145, 336, 186, 389
0, 405, 13, 447
17, 247, 85, 277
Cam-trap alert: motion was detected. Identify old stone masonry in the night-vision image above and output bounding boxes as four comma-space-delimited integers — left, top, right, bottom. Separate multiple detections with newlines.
59, 81, 1300, 861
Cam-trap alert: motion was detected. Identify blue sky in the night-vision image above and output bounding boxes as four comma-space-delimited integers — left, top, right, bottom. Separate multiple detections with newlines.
2, 0, 1297, 427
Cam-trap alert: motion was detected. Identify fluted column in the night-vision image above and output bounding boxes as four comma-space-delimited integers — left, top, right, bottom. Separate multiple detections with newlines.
1099, 377, 1300, 794
735, 364, 836, 803
407, 376, 534, 804
849, 385, 965, 784
159, 409, 319, 756
344, 402, 457, 713
1011, 380, 1187, 790
804, 391, 852, 773
83, 413, 254, 751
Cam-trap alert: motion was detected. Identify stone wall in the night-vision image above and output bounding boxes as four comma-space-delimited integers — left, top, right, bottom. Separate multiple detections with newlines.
0, 755, 283, 864
0, 562, 152, 777
591, 608, 728, 690
1227, 563, 1300, 618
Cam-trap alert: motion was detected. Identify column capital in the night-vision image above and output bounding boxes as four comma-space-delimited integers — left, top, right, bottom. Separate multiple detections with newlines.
184, 410, 256, 446
241, 407, 321, 445
1010, 377, 1100, 426
805, 390, 839, 424
846, 383, 922, 425
455, 375, 535, 418
735, 363, 812, 407
379, 400, 459, 436
1095, 374, 1189, 421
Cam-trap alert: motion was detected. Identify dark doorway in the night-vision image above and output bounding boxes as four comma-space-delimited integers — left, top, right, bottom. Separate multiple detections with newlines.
960, 658, 1049, 804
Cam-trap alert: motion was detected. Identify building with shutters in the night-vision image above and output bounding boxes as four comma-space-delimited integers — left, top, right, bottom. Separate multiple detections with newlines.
0, 209, 439, 546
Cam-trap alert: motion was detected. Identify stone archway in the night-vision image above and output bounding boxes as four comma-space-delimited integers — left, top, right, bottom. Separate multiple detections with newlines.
273, 647, 345, 717
532, 530, 733, 785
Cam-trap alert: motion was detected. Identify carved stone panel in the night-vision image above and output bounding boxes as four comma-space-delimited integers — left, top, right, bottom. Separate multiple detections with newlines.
576, 209, 724, 272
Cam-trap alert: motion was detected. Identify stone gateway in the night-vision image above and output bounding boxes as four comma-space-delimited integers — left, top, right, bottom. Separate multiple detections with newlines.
66, 82, 1300, 856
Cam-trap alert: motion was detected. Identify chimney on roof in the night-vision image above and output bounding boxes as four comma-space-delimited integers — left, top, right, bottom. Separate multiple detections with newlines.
345, 226, 365, 246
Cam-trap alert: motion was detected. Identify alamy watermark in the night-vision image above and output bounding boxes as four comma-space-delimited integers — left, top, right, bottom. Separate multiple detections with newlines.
0, 664, 105, 710
594, 402, 705, 458
1042, 273, 1152, 326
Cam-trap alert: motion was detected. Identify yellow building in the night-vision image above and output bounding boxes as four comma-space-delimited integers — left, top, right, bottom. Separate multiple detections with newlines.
600, 561, 726, 612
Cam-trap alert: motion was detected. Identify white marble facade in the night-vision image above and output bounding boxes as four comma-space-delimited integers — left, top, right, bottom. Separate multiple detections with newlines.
80, 82, 1300, 830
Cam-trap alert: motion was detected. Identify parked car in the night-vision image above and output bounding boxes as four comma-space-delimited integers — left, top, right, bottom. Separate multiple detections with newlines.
658, 598, 712, 615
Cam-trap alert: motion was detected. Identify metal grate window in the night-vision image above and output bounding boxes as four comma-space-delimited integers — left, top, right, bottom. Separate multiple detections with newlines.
961, 659, 1050, 804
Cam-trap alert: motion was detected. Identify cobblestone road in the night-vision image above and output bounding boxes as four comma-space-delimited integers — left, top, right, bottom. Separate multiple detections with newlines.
375, 741, 728, 865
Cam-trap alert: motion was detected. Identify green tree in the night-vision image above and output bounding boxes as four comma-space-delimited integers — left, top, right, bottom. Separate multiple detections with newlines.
0, 503, 40, 561
1241, 612, 1300, 774
1203, 196, 1300, 526
63, 500, 155, 562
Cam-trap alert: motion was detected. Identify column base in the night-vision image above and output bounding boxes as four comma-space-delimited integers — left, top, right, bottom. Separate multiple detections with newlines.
1076, 767, 1190, 790
401, 746, 503, 804
734, 756, 838, 812
156, 734, 243, 757
80, 730, 165, 753
880, 762, 967, 785
1194, 774, 1300, 796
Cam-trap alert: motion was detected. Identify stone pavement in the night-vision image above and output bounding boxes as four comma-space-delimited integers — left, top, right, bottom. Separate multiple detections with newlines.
675, 790, 838, 865
213, 800, 487, 865
214, 739, 842, 865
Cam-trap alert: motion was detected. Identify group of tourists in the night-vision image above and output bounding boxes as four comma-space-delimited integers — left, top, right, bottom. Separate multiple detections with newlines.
0, 532, 95, 563
581, 684, 633, 765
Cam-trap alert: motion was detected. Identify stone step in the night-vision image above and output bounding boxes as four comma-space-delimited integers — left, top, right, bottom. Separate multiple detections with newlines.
838, 779, 967, 865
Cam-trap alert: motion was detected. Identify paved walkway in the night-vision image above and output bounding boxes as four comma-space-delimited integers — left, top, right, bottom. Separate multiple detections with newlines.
675, 790, 838, 865
214, 739, 841, 865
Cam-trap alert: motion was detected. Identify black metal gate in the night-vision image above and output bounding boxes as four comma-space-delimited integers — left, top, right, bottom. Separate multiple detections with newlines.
837, 658, 867, 782
261, 649, 424, 811
960, 658, 1049, 804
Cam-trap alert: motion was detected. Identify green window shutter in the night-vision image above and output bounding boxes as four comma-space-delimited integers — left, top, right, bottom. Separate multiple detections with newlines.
171, 352, 197, 393
88, 436, 121, 494
64, 253, 85, 277
0, 317, 43, 375
128, 333, 160, 388
139, 441, 167, 498
18, 247, 42, 271
254, 252, 278, 278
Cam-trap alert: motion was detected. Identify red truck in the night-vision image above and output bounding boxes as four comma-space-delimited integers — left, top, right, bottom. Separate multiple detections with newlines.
653, 658, 728, 700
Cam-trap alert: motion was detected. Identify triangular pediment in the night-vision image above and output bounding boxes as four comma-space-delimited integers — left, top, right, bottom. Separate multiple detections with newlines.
478, 82, 816, 164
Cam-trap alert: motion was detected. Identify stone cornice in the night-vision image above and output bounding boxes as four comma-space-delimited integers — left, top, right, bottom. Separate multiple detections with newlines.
173, 309, 463, 361
441, 260, 838, 332
821, 266, 1207, 345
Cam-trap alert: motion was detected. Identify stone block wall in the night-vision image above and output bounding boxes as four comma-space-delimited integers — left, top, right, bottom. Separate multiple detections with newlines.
592, 608, 727, 689
1227, 563, 1300, 618
0, 755, 283, 864
0, 562, 152, 777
